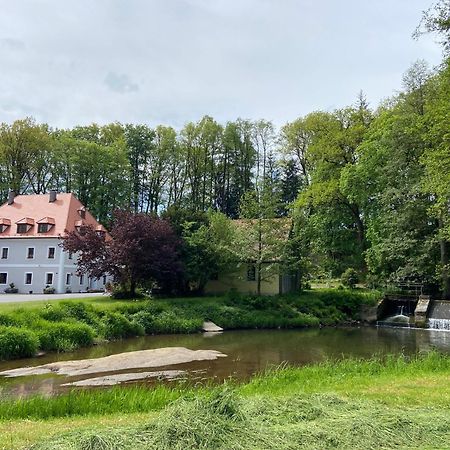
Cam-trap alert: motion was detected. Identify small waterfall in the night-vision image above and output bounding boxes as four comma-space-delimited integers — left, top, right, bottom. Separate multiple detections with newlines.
428, 318, 450, 331
427, 300, 450, 331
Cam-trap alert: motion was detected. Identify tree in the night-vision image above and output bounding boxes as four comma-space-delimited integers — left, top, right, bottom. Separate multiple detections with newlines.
62, 211, 183, 296
414, 0, 450, 54
182, 211, 238, 293
0, 118, 52, 195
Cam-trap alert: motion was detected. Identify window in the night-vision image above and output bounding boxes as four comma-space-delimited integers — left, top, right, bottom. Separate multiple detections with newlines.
247, 264, 256, 281
1, 248, 8, 259
17, 224, 29, 234
38, 223, 51, 233
68, 252, 73, 260
0, 273, 7, 284
79, 274, 84, 285
0, 224, 8, 233
25, 273, 33, 285
45, 273, 53, 285
27, 247, 35, 259
103, 275, 107, 285
66, 273, 71, 285
48, 247, 55, 259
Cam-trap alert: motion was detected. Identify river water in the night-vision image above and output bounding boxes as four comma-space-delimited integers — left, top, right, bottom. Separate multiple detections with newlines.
0, 326, 449, 398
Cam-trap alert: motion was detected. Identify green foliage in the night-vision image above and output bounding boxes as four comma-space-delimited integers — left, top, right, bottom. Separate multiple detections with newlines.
102, 312, 145, 340
0, 290, 381, 361
37, 322, 95, 352
0, 326, 39, 360
341, 268, 359, 289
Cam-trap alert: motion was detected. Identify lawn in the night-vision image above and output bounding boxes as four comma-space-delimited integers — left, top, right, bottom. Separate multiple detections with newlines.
1, 352, 449, 449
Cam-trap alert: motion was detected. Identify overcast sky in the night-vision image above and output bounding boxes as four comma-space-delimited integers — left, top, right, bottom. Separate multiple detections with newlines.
0, 0, 443, 129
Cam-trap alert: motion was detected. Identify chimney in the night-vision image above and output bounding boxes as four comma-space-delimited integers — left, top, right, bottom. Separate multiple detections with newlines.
49, 190, 57, 203
7, 190, 15, 205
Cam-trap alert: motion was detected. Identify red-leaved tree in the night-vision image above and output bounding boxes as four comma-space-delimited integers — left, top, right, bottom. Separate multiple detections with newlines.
62, 210, 183, 296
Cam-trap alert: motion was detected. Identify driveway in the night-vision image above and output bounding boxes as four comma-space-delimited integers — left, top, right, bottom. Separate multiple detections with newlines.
0, 292, 108, 304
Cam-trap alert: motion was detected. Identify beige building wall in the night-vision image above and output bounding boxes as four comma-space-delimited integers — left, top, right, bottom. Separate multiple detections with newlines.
204, 263, 280, 296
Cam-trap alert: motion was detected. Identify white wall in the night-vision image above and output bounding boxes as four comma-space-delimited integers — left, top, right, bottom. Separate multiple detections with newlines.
0, 238, 109, 294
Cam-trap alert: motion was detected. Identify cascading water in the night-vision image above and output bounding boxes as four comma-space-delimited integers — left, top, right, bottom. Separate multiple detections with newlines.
427, 301, 450, 331
428, 318, 450, 331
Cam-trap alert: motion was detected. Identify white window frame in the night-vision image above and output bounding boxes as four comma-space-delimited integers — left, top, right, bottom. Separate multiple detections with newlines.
103, 275, 107, 285
0, 272, 8, 285
1, 247, 9, 260
26, 247, 35, 259
45, 272, 54, 285
66, 273, 71, 285
47, 246, 56, 259
24, 272, 33, 285
79, 274, 84, 285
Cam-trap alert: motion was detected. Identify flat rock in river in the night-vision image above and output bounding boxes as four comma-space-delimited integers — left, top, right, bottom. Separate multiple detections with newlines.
61, 370, 185, 386
0, 347, 227, 378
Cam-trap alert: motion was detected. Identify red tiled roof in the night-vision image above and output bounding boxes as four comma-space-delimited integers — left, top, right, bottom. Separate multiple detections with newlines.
0, 193, 109, 239
37, 217, 56, 225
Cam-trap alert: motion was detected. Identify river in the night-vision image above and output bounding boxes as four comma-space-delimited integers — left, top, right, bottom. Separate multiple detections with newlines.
0, 326, 449, 398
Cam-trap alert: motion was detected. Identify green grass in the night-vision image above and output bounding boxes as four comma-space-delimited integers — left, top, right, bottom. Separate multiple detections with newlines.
0, 289, 380, 361
6, 352, 449, 450
0, 351, 448, 422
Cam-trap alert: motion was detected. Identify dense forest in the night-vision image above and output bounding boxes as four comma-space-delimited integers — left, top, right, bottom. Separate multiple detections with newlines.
0, 2, 449, 296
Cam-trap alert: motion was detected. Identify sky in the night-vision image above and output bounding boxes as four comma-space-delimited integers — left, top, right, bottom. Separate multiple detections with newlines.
0, 0, 443, 129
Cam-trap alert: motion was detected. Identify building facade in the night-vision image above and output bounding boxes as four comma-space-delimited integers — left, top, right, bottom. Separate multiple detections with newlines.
0, 191, 109, 294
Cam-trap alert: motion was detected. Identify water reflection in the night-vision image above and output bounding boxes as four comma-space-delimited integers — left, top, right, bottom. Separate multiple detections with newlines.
0, 327, 449, 398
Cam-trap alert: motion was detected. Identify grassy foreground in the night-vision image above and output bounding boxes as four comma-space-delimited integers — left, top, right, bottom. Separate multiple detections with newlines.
0, 289, 378, 360
1, 352, 449, 449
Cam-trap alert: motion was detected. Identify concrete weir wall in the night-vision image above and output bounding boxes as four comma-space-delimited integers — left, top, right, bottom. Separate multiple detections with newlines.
414, 295, 431, 327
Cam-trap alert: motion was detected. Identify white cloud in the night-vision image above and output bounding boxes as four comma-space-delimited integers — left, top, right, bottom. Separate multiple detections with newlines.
0, 0, 443, 129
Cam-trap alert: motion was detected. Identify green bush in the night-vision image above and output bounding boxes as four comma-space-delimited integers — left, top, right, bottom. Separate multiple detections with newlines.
0, 326, 39, 360
102, 312, 145, 340
341, 268, 359, 289
131, 311, 156, 333
37, 321, 95, 352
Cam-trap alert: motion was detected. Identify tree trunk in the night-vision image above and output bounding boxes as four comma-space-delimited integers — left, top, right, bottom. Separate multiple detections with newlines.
439, 216, 450, 299
130, 278, 136, 298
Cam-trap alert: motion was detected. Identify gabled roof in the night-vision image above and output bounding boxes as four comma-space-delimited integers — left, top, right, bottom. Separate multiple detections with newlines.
0, 193, 109, 239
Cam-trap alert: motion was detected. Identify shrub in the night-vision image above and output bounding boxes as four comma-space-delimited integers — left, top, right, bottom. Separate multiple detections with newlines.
39, 304, 67, 322
0, 326, 39, 360
341, 268, 359, 289
43, 286, 56, 294
59, 301, 102, 329
37, 321, 95, 352
102, 312, 145, 340
4, 283, 18, 294
131, 311, 155, 333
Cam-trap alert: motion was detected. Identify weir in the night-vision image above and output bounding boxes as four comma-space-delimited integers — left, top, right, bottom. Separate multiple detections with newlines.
427, 300, 450, 331
377, 294, 450, 331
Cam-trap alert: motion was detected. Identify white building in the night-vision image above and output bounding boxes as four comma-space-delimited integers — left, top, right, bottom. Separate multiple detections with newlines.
0, 191, 109, 294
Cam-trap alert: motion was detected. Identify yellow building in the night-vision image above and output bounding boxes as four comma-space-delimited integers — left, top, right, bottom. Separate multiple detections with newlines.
204, 218, 299, 296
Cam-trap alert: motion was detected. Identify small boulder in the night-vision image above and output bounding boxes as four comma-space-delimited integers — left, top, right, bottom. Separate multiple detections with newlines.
202, 321, 223, 332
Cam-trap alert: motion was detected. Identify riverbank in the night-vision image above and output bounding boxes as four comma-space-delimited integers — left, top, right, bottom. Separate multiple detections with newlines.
0, 289, 379, 361
2, 352, 449, 449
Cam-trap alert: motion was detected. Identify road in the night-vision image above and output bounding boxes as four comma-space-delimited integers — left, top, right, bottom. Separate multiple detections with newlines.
0, 292, 107, 303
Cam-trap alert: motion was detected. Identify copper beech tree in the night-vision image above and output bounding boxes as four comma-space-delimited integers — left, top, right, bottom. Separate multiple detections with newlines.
62, 210, 183, 296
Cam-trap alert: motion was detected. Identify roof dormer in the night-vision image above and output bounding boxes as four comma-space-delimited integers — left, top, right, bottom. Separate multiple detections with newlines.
37, 217, 55, 233
16, 217, 34, 234
77, 206, 86, 219
0, 218, 11, 233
